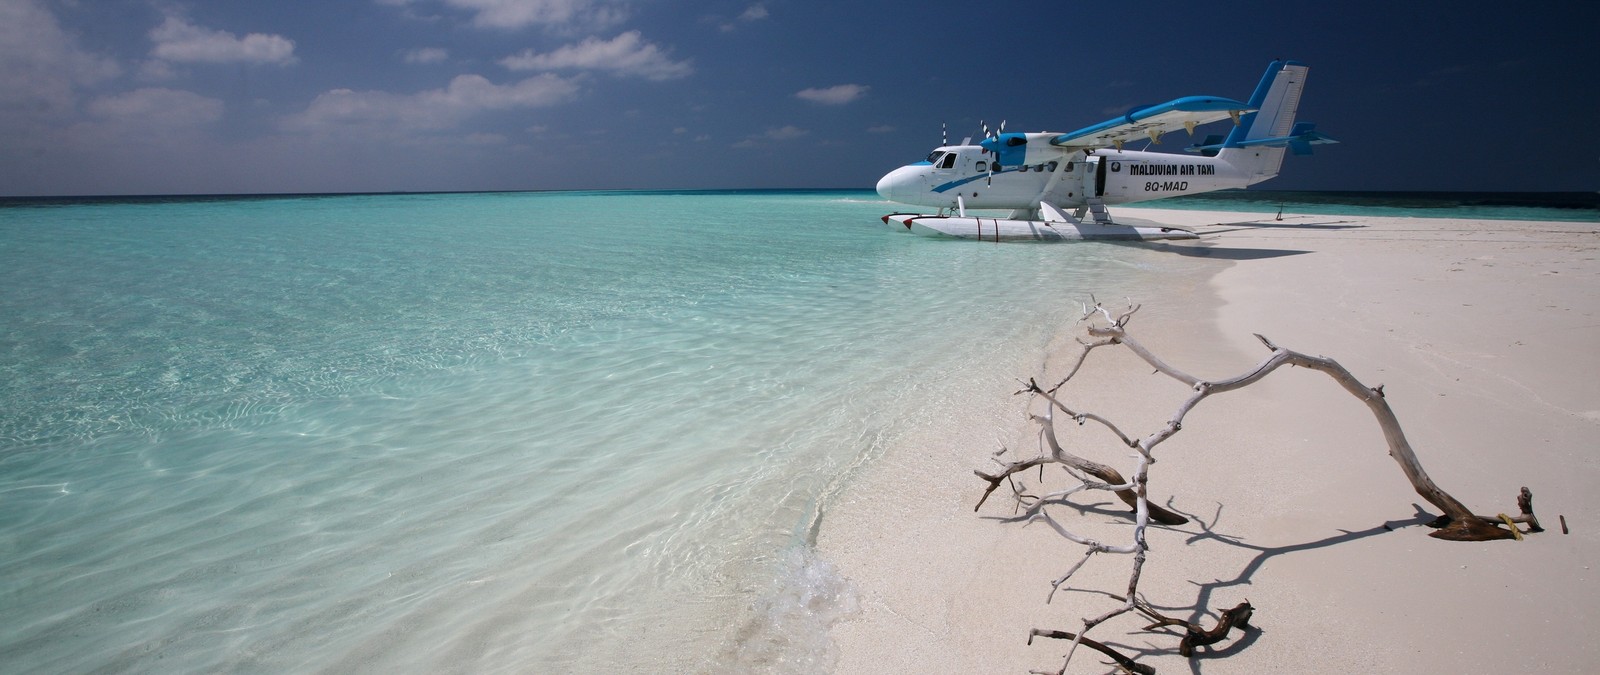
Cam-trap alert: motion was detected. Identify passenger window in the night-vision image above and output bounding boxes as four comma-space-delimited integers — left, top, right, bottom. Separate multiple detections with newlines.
975, 161, 987, 172
1046, 161, 1058, 172
1065, 162, 1075, 172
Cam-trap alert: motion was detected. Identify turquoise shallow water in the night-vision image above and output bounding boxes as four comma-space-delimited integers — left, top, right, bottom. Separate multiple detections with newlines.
1, 191, 1197, 672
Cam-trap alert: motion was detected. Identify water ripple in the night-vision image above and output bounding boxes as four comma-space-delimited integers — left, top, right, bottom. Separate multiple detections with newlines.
0, 191, 1183, 672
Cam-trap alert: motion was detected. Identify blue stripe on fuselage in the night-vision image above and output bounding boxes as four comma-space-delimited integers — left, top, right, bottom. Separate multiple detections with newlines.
932, 167, 1018, 193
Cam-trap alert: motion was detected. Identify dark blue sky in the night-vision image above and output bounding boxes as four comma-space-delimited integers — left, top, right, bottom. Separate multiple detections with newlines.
3, 0, 1596, 195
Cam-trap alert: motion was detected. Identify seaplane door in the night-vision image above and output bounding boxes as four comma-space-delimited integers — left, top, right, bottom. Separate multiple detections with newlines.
1089, 156, 1108, 198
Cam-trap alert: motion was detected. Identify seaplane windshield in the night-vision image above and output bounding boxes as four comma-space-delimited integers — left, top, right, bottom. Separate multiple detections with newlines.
926, 150, 946, 165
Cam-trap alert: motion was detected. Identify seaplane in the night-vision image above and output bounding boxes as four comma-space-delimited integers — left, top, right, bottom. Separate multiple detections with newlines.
876, 60, 1336, 241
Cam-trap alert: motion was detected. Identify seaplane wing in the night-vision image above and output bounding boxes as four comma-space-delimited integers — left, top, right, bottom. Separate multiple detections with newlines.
1049, 95, 1253, 152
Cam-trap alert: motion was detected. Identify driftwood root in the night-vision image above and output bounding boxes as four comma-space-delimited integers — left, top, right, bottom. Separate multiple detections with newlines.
1140, 601, 1255, 657
1026, 601, 1254, 674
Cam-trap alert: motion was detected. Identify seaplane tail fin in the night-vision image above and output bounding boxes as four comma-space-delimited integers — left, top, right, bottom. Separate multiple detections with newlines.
1217, 60, 1310, 184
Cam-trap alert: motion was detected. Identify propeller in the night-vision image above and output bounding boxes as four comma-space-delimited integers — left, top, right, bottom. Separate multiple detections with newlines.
979, 120, 1006, 186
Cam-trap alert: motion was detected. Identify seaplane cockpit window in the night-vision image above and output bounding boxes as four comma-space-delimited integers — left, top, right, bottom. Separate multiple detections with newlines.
939, 153, 957, 169
927, 151, 946, 165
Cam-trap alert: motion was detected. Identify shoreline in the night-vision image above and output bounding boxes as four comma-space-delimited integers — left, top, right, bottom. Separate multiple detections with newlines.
817, 208, 1600, 673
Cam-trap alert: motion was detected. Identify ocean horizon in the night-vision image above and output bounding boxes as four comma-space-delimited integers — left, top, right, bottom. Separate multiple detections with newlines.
5, 188, 1597, 223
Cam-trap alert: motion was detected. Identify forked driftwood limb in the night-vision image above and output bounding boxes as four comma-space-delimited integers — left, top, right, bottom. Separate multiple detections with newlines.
975, 398, 1189, 526
979, 301, 1540, 673
1138, 601, 1255, 657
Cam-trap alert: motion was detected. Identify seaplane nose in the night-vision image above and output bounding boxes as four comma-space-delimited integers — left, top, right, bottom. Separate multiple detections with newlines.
875, 165, 922, 202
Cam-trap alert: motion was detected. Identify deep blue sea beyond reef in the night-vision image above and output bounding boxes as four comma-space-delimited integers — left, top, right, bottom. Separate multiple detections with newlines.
0, 189, 1589, 673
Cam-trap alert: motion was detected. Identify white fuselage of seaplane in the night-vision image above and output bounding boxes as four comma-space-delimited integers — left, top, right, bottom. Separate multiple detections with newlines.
875, 144, 1252, 213
873, 60, 1335, 237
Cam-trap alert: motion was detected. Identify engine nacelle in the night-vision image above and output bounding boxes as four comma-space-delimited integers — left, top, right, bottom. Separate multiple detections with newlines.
979, 132, 1062, 168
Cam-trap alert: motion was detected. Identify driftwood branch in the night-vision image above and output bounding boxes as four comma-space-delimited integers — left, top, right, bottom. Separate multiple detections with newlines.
974, 395, 1188, 526
977, 302, 1540, 673
1139, 600, 1255, 657
1027, 629, 1153, 675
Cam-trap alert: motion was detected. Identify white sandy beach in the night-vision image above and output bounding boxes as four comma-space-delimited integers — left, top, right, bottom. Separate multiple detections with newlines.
818, 208, 1600, 673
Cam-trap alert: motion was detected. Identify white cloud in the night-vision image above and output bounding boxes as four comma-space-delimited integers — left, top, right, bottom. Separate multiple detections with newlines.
402, 47, 450, 64
867, 125, 895, 134
382, 0, 628, 30
764, 125, 806, 140
149, 16, 296, 65
49, 88, 226, 174
718, 3, 768, 31
0, 0, 121, 124
87, 88, 224, 129
738, 4, 769, 21
795, 84, 868, 105
500, 31, 691, 81
137, 59, 179, 81
284, 73, 580, 134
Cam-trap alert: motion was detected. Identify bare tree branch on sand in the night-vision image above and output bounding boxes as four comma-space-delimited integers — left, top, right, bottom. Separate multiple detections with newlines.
975, 300, 1543, 674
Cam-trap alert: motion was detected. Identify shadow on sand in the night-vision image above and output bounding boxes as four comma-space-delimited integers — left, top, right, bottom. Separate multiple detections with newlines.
1119, 241, 1313, 260
1150, 502, 1436, 673
1102, 218, 1366, 260
985, 495, 1437, 674
1198, 218, 1365, 235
